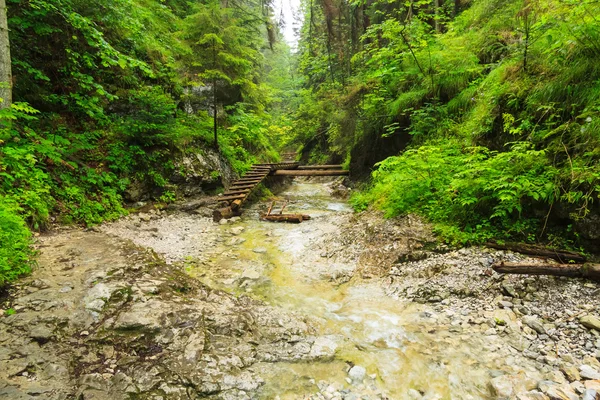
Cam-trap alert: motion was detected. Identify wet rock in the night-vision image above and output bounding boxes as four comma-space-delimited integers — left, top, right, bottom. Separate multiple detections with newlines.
228, 237, 246, 246
581, 316, 600, 331
240, 268, 261, 281
309, 336, 338, 359
252, 247, 267, 254
348, 366, 366, 383
230, 227, 244, 235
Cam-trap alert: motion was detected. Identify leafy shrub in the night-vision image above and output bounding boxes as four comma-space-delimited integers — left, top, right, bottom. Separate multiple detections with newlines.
352, 141, 561, 245
0, 200, 34, 286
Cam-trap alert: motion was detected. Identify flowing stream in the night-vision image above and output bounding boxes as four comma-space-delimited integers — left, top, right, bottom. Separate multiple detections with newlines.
184, 181, 534, 399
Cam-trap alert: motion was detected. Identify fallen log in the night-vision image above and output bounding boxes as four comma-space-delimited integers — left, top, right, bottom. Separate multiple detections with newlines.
297, 165, 344, 170
485, 242, 586, 263
260, 214, 311, 223
213, 206, 241, 222
272, 170, 349, 176
492, 261, 600, 281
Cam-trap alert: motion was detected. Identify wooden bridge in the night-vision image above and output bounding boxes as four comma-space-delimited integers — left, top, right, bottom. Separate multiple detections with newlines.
213, 162, 348, 221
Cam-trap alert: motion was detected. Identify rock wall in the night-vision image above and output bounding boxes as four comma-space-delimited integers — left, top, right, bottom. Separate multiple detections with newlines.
124, 147, 236, 203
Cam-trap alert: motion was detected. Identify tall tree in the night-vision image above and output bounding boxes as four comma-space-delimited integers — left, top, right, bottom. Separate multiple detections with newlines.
184, 0, 262, 149
0, 0, 11, 109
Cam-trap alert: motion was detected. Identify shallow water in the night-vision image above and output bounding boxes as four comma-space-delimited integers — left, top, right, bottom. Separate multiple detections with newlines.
186, 181, 528, 399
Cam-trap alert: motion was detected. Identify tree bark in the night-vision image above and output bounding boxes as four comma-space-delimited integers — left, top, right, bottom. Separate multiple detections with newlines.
492, 262, 600, 281
434, 0, 441, 33
0, 0, 12, 109
485, 242, 586, 263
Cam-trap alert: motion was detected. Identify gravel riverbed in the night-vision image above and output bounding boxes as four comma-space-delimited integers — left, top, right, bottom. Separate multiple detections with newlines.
1, 180, 600, 400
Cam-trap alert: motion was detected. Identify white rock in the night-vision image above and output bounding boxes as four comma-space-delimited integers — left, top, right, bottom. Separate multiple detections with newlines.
580, 365, 600, 380
348, 365, 366, 382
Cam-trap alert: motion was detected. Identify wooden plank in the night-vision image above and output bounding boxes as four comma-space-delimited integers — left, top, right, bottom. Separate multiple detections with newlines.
218, 194, 247, 202
297, 165, 343, 170
229, 184, 256, 189
223, 189, 251, 195
234, 178, 263, 182
272, 170, 349, 176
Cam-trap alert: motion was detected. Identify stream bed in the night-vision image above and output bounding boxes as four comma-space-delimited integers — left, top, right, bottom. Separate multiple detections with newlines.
3, 180, 599, 400
182, 182, 538, 399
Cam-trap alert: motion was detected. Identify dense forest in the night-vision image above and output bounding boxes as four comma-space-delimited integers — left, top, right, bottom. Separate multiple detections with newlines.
1, 0, 599, 285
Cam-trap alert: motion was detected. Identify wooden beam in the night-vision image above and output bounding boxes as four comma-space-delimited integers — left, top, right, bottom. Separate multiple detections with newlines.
297, 165, 343, 170
218, 194, 247, 202
272, 170, 349, 176
229, 184, 256, 190
493, 262, 600, 281
486, 242, 586, 263
236, 178, 263, 183
223, 189, 251, 195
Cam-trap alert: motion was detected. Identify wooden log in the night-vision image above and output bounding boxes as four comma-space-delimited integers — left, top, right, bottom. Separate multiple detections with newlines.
485, 242, 586, 263
230, 199, 242, 211
297, 165, 343, 170
272, 170, 349, 176
492, 261, 600, 281
213, 206, 234, 222
260, 214, 310, 223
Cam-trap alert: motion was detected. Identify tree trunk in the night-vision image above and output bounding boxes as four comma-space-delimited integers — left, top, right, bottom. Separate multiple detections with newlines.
0, 0, 12, 110
434, 0, 441, 33
213, 77, 218, 149
485, 242, 586, 263
212, 38, 218, 149
492, 262, 600, 282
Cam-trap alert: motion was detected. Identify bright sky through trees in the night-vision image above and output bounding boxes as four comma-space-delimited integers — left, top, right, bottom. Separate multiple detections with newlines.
273, 0, 300, 49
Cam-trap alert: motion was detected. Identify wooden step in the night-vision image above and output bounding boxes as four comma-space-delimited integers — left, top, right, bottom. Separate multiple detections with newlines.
218, 194, 247, 202
223, 189, 251, 195
236, 179, 262, 184
272, 170, 349, 176
235, 176, 265, 183
229, 184, 256, 189
243, 175, 268, 179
